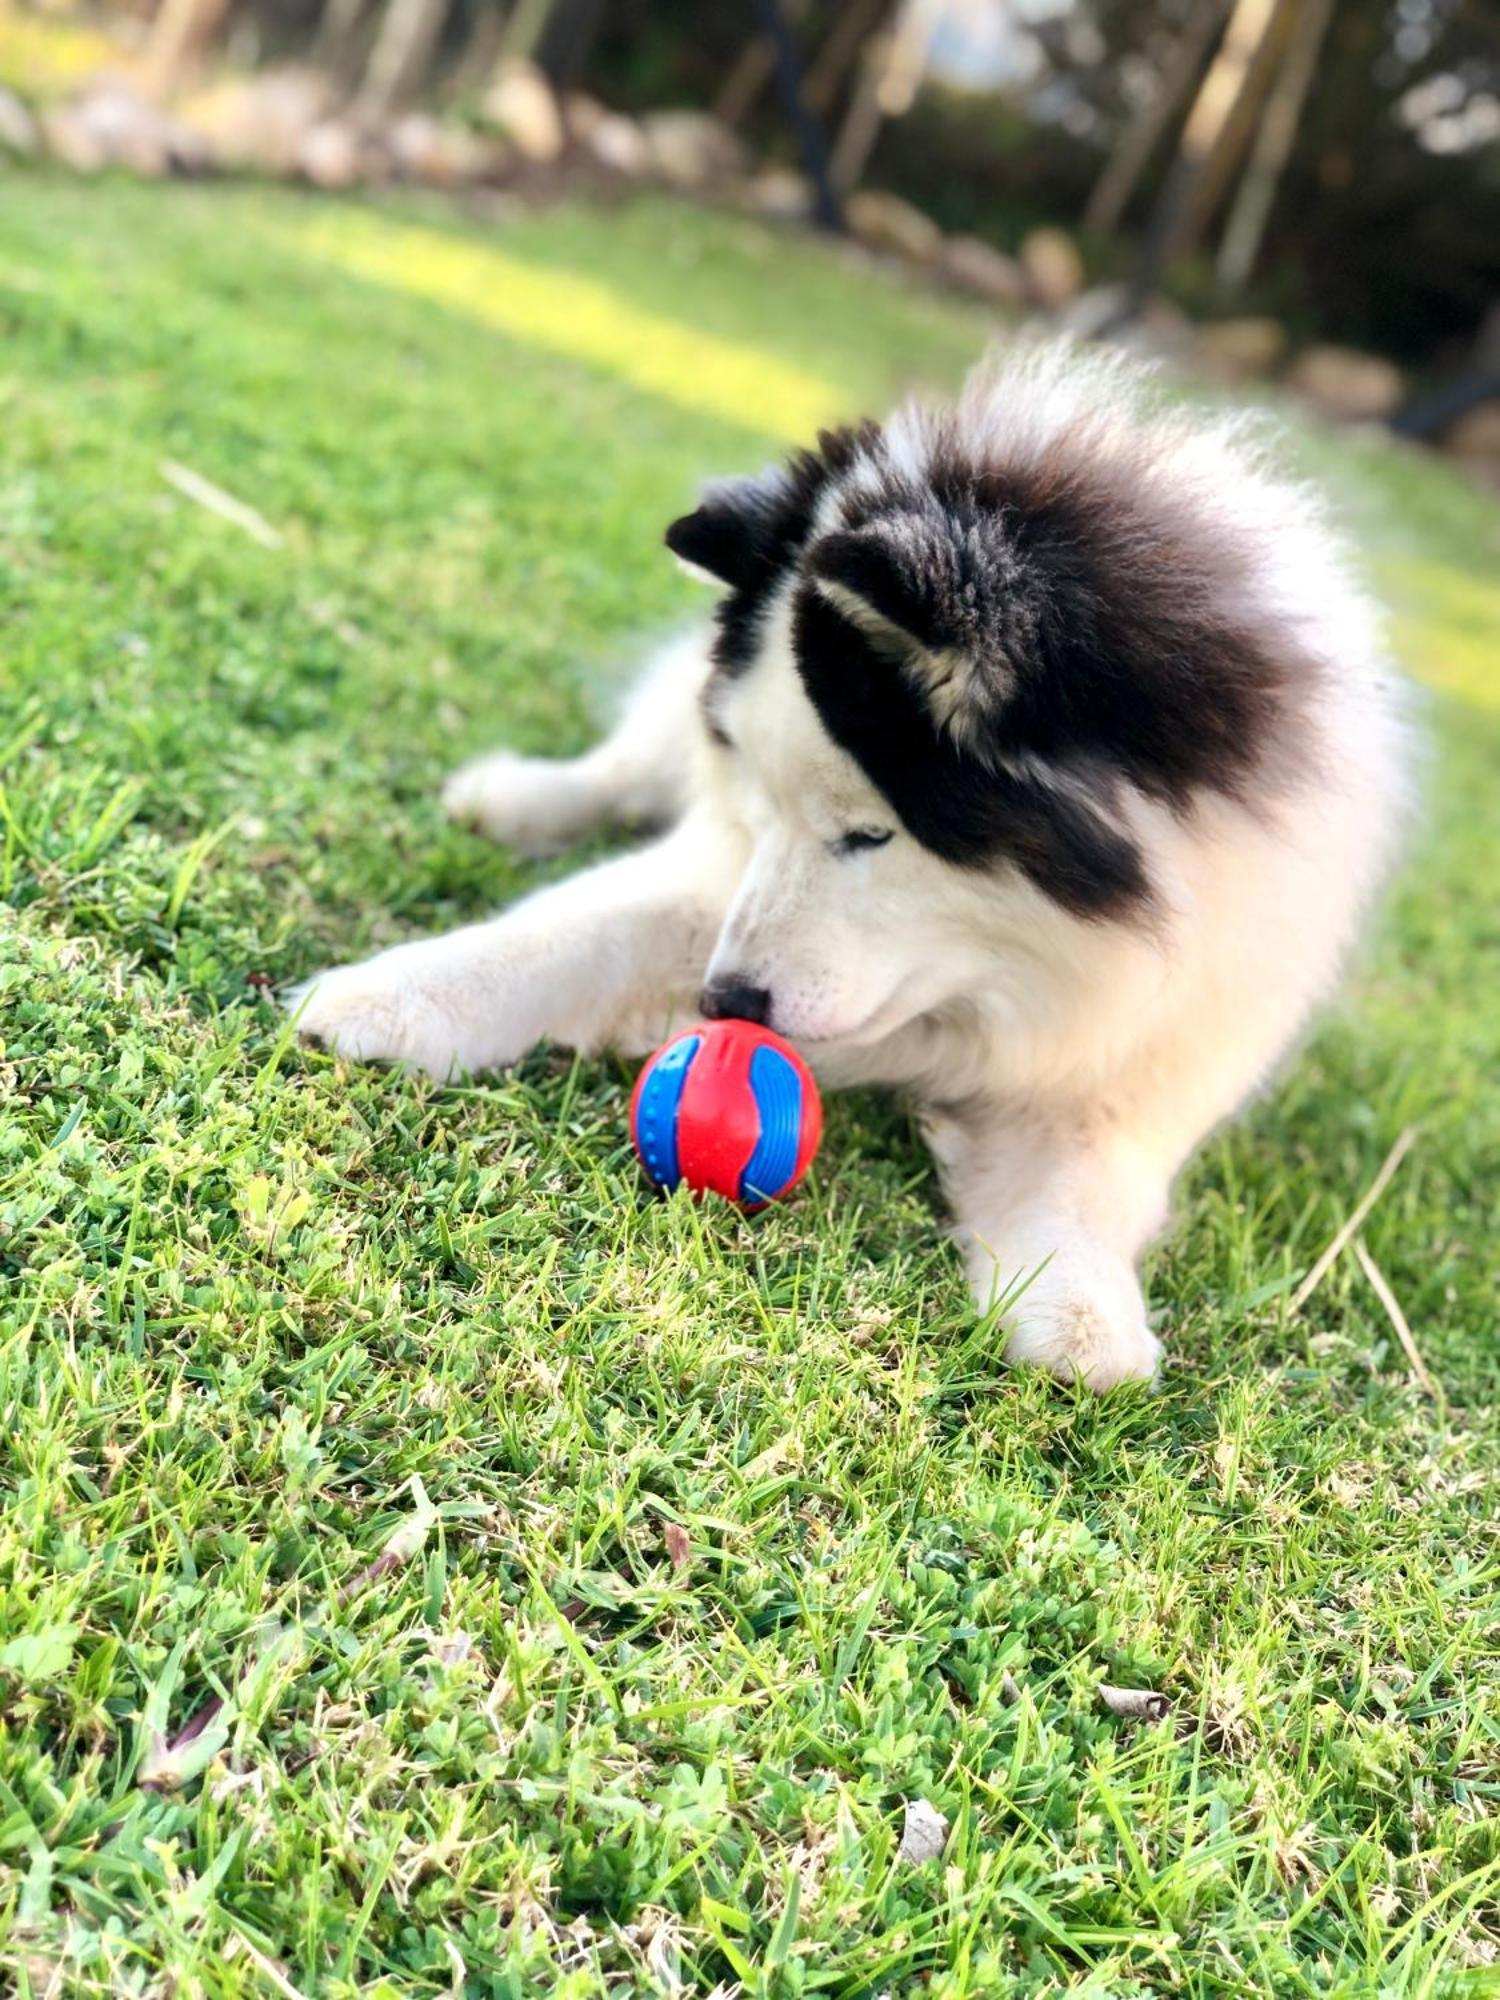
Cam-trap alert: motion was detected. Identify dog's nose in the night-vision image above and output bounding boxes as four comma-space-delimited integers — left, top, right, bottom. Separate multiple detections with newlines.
699, 976, 772, 1026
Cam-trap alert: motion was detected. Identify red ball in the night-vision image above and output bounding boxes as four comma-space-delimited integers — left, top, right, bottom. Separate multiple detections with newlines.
630, 1019, 822, 1209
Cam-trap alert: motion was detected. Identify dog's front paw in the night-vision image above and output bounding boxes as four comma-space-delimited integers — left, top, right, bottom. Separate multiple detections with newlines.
285, 954, 471, 1079
999, 1262, 1162, 1391
442, 750, 593, 857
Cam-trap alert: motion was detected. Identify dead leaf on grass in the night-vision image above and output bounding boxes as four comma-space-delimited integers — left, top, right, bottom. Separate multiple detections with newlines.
1100, 1683, 1172, 1724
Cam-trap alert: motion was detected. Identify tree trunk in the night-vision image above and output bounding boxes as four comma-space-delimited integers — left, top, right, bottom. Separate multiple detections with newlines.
829, 0, 937, 192
714, 35, 777, 127
1215, 0, 1335, 286
1083, 0, 1227, 237
316, 0, 373, 78
357, 0, 451, 114
145, 0, 231, 93
805, 0, 892, 115
450, 2, 508, 94
1162, 0, 1297, 260
501, 0, 554, 62
1096, 0, 1293, 336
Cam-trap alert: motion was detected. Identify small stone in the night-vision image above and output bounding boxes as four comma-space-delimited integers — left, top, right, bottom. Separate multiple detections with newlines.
1444, 400, 1500, 489
297, 119, 373, 191
941, 232, 1027, 307
389, 112, 508, 187
640, 108, 745, 189
42, 106, 108, 175
163, 116, 212, 176
388, 109, 440, 176
844, 188, 943, 265
46, 86, 172, 178
1285, 344, 1404, 424
1059, 284, 1192, 359
483, 57, 564, 164
0, 85, 40, 157
740, 165, 813, 223
1019, 225, 1085, 309
178, 68, 334, 176
1192, 316, 1289, 384
1444, 399, 1500, 461
1128, 294, 1195, 361
1057, 280, 1131, 340
563, 91, 607, 139
573, 103, 649, 179
898, 1798, 949, 1864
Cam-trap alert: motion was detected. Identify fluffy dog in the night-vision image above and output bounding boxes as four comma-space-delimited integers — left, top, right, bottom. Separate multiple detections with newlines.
290, 343, 1407, 1387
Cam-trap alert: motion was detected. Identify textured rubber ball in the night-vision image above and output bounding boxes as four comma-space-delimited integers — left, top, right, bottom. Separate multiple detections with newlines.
630, 1018, 822, 1209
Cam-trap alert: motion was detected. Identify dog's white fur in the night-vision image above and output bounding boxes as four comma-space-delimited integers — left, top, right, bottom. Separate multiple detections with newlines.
291, 347, 1408, 1388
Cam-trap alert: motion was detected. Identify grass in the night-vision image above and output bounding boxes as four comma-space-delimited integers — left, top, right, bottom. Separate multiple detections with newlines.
0, 173, 1497, 1998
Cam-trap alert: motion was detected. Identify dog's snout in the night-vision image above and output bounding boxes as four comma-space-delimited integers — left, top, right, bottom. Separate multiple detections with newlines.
699, 977, 772, 1026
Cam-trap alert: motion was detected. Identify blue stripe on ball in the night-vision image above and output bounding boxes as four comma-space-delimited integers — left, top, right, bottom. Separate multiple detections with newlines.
739, 1045, 802, 1206
633, 1032, 700, 1192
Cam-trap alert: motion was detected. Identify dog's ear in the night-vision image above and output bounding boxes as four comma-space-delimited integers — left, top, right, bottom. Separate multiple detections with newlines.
665, 468, 793, 590
805, 515, 1023, 742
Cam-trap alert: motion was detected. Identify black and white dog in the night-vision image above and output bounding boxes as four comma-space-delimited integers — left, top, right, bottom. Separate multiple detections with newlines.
291, 343, 1407, 1387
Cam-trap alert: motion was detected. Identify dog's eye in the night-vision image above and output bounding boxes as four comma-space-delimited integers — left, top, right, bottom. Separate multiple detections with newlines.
832, 828, 894, 857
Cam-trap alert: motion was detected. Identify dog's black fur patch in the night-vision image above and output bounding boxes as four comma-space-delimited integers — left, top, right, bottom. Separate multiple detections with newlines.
671, 404, 1317, 920
794, 586, 1150, 918
831, 425, 1303, 813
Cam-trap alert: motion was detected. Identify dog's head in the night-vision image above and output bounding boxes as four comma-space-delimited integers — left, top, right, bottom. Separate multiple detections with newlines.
666, 345, 1321, 1045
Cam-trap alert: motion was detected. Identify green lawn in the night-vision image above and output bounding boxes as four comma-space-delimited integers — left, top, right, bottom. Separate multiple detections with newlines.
1, 175, 1497, 1998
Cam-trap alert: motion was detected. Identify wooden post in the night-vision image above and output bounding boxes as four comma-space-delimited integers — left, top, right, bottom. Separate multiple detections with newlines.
805, 0, 892, 114
357, 0, 451, 114
145, 0, 231, 94
828, 0, 937, 193
1215, 0, 1336, 286
1162, 0, 1296, 260
1084, 0, 1228, 237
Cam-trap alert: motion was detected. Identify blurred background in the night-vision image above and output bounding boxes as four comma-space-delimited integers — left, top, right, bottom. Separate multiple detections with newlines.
1, 0, 1498, 473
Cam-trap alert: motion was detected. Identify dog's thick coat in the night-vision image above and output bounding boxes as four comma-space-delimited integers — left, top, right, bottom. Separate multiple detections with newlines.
292, 345, 1408, 1386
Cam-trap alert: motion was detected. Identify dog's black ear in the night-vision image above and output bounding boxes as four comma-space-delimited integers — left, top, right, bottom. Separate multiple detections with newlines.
805, 515, 1025, 742
665, 468, 793, 590
805, 520, 949, 653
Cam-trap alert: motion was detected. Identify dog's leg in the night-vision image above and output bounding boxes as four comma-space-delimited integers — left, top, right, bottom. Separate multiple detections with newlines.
442, 630, 711, 855
925, 1103, 1175, 1390
288, 808, 737, 1077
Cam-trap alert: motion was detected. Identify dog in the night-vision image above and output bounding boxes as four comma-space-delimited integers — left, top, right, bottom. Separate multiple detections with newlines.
290, 342, 1408, 1388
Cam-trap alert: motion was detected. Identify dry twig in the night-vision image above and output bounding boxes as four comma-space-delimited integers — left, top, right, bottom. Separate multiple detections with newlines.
160, 459, 285, 549
1354, 1237, 1444, 1403
1289, 1126, 1417, 1315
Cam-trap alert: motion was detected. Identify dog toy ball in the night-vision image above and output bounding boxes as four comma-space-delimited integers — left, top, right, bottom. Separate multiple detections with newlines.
630, 1019, 822, 1209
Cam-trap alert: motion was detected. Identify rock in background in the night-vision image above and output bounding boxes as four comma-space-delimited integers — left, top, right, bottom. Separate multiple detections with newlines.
0, 84, 41, 157
1286, 344, 1406, 424
1444, 402, 1500, 490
